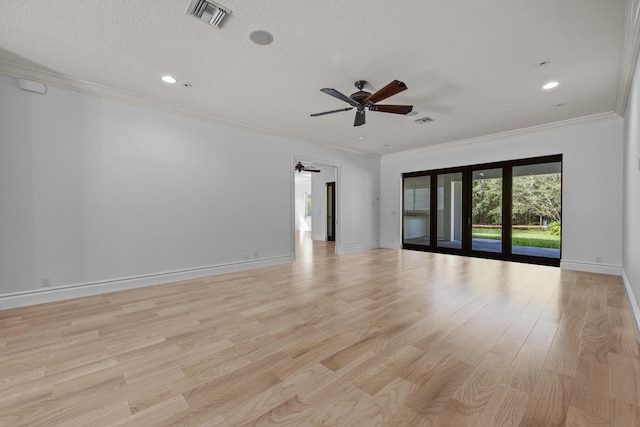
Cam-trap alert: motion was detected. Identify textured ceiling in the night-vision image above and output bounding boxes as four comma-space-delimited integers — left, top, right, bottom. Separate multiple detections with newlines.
0, 0, 631, 156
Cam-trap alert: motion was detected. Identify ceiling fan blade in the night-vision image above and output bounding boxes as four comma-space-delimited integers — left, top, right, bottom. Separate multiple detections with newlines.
310, 107, 353, 117
354, 109, 366, 127
368, 104, 413, 115
320, 88, 360, 107
364, 80, 407, 104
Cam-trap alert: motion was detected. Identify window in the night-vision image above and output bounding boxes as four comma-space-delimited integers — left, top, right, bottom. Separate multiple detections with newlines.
305, 192, 312, 218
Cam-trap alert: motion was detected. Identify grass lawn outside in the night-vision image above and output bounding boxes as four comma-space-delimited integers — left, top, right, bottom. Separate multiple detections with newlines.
472, 227, 560, 249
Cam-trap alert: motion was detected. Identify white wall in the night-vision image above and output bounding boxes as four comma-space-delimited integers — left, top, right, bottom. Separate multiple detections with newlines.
0, 75, 380, 307
623, 53, 640, 332
294, 174, 311, 231
381, 117, 624, 275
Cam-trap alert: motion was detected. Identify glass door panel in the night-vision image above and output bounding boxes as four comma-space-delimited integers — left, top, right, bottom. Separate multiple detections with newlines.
511, 162, 561, 259
436, 172, 463, 250
403, 176, 431, 247
472, 168, 503, 253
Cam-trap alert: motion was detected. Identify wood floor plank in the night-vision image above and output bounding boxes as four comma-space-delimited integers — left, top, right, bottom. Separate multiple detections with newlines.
405, 357, 475, 418
453, 353, 509, 410
0, 233, 638, 425
519, 370, 572, 427
608, 351, 640, 406
610, 397, 640, 427
565, 405, 609, 426
473, 384, 528, 426
570, 355, 610, 421
343, 377, 419, 426
221, 362, 329, 426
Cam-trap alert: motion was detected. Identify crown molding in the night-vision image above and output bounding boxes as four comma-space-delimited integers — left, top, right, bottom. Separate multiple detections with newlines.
381, 111, 621, 160
0, 56, 626, 162
615, 0, 640, 115
0, 61, 380, 160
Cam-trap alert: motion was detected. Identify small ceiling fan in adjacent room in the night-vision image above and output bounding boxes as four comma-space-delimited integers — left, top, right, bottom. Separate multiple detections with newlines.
311, 80, 413, 126
295, 162, 321, 173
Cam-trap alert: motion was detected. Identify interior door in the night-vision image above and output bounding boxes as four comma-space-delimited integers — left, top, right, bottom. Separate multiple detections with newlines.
326, 182, 335, 241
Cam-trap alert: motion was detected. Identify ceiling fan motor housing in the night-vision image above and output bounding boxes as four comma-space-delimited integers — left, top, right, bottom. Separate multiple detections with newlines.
351, 90, 372, 104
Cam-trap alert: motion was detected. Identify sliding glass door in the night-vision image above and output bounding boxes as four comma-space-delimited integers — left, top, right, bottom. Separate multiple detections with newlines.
436, 172, 463, 251
511, 161, 562, 260
402, 155, 561, 266
471, 168, 503, 254
403, 175, 431, 248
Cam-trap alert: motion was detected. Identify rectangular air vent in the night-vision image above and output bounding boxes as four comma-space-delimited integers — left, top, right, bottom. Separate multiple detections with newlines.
186, 0, 231, 29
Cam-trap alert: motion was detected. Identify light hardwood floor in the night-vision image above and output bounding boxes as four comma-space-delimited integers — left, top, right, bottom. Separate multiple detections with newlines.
1, 232, 639, 426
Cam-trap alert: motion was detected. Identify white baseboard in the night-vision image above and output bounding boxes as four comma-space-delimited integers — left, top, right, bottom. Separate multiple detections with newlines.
560, 260, 622, 276
380, 241, 402, 250
0, 255, 293, 310
622, 269, 640, 339
336, 242, 380, 255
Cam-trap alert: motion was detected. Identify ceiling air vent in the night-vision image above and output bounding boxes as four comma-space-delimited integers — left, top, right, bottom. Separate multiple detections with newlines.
186, 0, 231, 28
414, 117, 434, 124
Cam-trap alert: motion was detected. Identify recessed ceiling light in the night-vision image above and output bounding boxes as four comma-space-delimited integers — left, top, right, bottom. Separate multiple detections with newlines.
543, 81, 559, 90
356, 136, 364, 140
162, 75, 177, 84
249, 30, 273, 46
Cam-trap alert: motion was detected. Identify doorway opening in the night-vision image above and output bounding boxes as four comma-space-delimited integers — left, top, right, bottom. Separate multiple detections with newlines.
292, 158, 338, 261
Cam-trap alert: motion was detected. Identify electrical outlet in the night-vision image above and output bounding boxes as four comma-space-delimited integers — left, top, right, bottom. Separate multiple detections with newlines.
41, 277, 50, 287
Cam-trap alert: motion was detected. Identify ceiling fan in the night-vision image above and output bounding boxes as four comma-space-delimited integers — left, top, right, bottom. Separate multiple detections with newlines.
311, 80, 413, 127
295, 161, 321, 173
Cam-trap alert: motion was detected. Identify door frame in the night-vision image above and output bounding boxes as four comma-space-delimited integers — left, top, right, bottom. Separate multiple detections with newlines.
291, 155, 341, 260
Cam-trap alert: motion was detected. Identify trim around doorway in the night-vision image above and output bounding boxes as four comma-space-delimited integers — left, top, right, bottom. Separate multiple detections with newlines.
291, 155, 341, 260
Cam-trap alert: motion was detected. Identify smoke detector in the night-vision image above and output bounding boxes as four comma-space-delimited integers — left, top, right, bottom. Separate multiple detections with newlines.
186, 0, 231, 28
